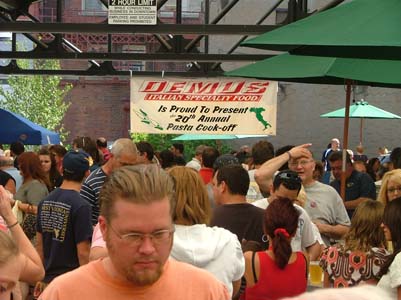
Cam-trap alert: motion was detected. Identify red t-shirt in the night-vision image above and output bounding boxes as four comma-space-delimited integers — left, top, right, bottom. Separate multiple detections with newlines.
245, 251, 307, 300
199, 168, 214, 185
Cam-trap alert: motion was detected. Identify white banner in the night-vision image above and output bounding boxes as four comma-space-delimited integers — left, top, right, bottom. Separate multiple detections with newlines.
130, 77, 277, 135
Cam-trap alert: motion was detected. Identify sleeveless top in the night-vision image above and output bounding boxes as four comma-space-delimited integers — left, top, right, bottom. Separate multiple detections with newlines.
320, 244, 389, 287
245, 251, 307, 300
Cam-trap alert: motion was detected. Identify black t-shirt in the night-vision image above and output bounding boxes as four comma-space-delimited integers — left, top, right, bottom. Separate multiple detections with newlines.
0, 169, 15, 186
37, 188, 93, 283
210, 203, 267, 249
330, 170, 376, 219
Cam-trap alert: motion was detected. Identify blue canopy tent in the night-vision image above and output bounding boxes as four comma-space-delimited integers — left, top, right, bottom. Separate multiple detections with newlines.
0, 108, 60, 145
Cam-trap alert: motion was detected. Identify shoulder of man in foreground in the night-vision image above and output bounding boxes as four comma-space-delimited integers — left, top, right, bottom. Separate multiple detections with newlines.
39, 259, 230, 300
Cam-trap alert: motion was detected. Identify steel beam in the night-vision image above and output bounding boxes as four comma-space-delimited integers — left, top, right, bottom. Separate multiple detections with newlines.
0, 51, 273, 62
0, 23, 277, 35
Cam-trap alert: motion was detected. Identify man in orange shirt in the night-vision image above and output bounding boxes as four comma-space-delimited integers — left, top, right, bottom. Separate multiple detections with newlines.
39, 165, 229, 300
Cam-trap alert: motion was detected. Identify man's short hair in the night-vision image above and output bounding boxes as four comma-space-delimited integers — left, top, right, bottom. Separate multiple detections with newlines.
202, 147, 220, 168
172, 143, 184, 154
273, 170, 302, 193
213, 154, 239, 173
111, 138, 138, 158
136, 141, 154, 161
99, 164, 175, 222
0, 157, 13, 168
216, 164, 250, 196
10, 141, 24, 155
390, 147, 401, 169
251, 141, 274, 165
195, 145, 206, 156
328, 150, 352, 165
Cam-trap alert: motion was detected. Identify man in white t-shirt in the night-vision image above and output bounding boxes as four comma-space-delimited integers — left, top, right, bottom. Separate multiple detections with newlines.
255, 144, 350, 246
253, 170, 322, 260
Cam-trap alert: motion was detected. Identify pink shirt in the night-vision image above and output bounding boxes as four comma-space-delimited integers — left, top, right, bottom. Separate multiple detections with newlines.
91, 223, 106, 248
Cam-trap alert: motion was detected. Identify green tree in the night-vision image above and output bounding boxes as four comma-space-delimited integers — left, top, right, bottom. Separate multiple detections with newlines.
131, 133, 232, 159
0, 59, 72, 141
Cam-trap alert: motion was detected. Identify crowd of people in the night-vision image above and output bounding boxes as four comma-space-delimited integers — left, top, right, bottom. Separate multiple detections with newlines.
0, 136, 400, 300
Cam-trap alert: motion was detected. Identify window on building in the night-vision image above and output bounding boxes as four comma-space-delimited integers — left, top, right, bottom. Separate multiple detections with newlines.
82, 0, 107, 13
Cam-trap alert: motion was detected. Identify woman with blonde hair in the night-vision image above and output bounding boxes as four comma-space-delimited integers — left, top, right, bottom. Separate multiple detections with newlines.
320, 200, 389, 287
378, 169, 401, 205
168, 166, 244, 297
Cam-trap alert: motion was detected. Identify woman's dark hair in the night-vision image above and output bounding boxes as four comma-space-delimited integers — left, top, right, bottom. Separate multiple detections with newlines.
264, 197, 299, 269
366, 157, 380, 181
390, 147, 401, 169
379, 197, 401, 276
48, 144, 67, 158
38, 147, 62, 190
73, 136, 101, 165
159, 149, 176, 169
18, 152, 51, 189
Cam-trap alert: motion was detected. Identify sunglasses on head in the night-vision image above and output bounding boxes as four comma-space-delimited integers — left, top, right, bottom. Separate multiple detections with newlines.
276, 171, 302, 183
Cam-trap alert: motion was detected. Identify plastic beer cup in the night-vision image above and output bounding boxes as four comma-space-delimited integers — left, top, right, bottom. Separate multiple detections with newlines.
309, 261, 323, 285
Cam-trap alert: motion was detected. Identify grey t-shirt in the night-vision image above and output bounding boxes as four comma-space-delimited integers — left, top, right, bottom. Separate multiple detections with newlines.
15, 179, 49, 206
304, 181, 350, 246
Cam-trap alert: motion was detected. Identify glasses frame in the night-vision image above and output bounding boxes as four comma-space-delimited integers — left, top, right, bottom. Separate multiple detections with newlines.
387, 186, 401, 194
288, 159, 314, 168
108, 223, 175, 247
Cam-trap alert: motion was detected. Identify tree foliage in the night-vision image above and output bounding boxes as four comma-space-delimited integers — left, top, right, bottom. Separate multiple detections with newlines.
0, 59, 72, 141
131, 133, 232, 159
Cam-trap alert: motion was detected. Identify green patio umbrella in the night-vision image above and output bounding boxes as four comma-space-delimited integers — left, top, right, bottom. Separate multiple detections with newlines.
241, 0, 401, 60
225, 53, 401, 87
172, 134, 268, 141
321, 100, 401, 144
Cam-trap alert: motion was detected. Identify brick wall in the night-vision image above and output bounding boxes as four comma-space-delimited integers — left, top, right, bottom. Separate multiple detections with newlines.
62, 77, 130, 143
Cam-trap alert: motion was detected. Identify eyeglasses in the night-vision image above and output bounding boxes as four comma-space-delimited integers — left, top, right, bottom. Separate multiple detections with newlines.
387, 186, 401, 194
276, 171, 302, 183
288, 160, 314, 168
109, 224, 175, 247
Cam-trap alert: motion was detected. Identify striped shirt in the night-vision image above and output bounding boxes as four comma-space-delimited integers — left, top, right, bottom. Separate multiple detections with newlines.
80, 167, 107, 225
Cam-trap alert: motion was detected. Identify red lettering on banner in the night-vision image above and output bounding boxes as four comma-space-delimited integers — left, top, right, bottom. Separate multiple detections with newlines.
141, 81, 167, 92
220, 82, 245, 94
139, 80, 270, 95
186, 82, 219, 94
243, 82, 269, 94
165, 82, 186, 93
144, 93, 262, 102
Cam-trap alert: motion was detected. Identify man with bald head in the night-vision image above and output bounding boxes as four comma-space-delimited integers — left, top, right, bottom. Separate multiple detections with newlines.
255, 144, 350, 246
81, 138, 138, 225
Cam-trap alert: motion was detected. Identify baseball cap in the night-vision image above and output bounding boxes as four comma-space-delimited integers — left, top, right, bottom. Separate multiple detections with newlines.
63, 150, 90, 174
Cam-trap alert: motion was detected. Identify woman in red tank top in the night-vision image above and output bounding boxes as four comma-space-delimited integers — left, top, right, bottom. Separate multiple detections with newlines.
243, 197, 308, 300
